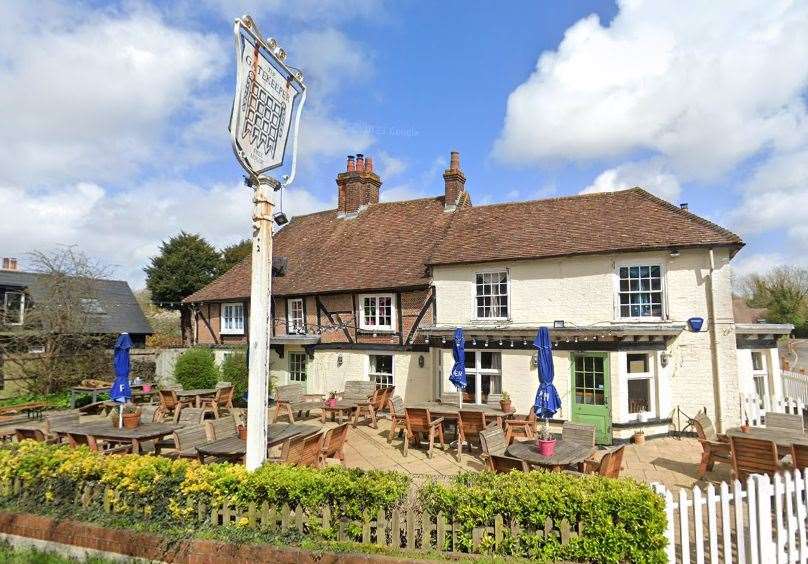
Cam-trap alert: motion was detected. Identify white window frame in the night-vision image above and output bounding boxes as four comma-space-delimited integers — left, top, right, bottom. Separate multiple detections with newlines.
220, 302, 245, 335
287, 298, 305, 334
621, 351, 657, 422
473, 269, 510, 321
751, 350, 769, 402
367, 353, 394, 388
461, 350, 502, 404
358, 293, 396, 332
614, 263, 666, 321
3, 291, 25, 326
289, 352, 307, 384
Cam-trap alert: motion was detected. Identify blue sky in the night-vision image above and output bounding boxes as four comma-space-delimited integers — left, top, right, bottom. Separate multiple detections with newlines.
2, 1, 807, 288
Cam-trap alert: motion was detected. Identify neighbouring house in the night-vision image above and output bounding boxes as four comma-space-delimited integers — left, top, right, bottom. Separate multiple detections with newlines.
182, 152, 791, 443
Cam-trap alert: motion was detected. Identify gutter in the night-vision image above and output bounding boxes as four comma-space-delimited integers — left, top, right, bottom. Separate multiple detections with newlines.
706, 248, 724, 431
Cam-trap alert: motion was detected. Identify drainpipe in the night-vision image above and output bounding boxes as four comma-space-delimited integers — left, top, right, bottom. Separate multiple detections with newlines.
706, 248, 724, 431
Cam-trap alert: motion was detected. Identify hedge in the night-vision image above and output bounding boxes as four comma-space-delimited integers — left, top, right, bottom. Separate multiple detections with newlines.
173, 348, 219, 390
220, 351, 249, 399
419, 471, 667, 563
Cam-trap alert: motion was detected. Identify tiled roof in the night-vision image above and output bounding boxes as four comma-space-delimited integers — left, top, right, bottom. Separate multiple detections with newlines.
184, 196, 452, 302
732, 296, 768, 324
184, 187, 743, 303
428, 188, 742, 266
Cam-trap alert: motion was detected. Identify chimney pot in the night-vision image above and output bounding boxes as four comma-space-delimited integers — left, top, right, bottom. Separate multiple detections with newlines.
2, 257, 18, 271
450, 151, 460, 171
336, 153, 381, 216
346, 155, 356, 172
355, 153, 365, 172
443, 151, 467, 211
365, 156, 373, 172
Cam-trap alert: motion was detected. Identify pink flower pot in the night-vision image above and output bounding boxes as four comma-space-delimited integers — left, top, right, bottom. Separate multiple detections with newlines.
142, 384, 152, 393
537, 438, 556, 457
326, 398, 337, 408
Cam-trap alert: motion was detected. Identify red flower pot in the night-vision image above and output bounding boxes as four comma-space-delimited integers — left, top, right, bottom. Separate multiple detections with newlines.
326, 398, 337, 408
537, 438, 556, 457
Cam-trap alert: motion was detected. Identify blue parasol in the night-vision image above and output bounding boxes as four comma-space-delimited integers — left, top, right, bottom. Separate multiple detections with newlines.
533, 327, 561, 426
449, 327, 467, 401
110, 333, 132, 425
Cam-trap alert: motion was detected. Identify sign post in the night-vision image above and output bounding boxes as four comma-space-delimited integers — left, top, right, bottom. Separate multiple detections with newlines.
229, 15, 306, 471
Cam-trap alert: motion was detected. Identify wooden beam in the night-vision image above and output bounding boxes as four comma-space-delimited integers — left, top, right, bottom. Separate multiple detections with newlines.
404, 289, 435, 345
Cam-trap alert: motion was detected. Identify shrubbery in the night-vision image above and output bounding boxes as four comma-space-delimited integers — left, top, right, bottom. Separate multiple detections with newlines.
419, 471, 667, 562
220, 350, 249, 399
173, 347, 219, 390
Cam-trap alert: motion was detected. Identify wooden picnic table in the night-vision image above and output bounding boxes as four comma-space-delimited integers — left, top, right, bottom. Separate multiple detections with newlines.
407, 402, 514, 425
194, 423, 321, 463
506, 439, 596, 472
726, 426, 808, 451
175, 388, 217, 407
69, 383, 153, 408
51, 420, 178, 454
321, 401, 358, 424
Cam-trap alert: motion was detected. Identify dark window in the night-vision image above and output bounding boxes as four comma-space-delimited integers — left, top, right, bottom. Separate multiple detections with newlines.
618, 265, 663, 318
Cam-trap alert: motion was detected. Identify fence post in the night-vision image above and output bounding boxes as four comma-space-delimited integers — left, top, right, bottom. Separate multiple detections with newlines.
692, 485, 704, 564
755, 474, 776, 562
653, 483, 676, 563
783, 470, 796, 561
679, 488, 691, 564
706, 483, 718, 563
795, 469, 808, 563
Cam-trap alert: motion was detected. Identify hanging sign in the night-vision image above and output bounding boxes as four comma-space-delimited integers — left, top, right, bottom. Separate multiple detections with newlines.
229, 16, 306, 180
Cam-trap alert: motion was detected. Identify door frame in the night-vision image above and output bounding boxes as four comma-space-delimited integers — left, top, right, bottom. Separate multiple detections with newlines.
570, 351, 613, 445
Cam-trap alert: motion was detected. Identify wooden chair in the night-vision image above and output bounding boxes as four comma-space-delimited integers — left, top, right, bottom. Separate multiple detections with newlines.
216, 381, 232, 389
486, 394, 503, 408
387, 395, 407, 444
320, 423, 349, 466
479, 423, 508, 470
15, 427, 47, 443
174, 406, 206, 425
581, 445, 625, 478
64, 432, 132, 455
371, 386, 395, 416
159, 390, 191, 419
456, 410, 489, 460
341, 380, 376, 402
490, 454, 529, 474
692, 411, 732, 477
200, 385, 234, 419
403, 408, 445, 458
273, 384, 324, 423
168, 425, 209, 459
279, 432, 324, 468
790, 442, 808, 470
204, 415, 238, 441
504, 408, 537, 444
139, 405, 160, 424
561, 422, 596, 447
438, 392, 461, 406
730, 436, 781, 481
765, 412, 804, 432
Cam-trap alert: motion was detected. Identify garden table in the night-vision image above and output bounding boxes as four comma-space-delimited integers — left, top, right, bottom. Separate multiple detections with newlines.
726, 426, 808, 452
321, 400, 358, 425
53, 420, 178, 454
194, 423, 320, 463
506, 439, 595, 472
69, 383, 151, 408
175, 389, 217, 408
407, 402, 514, 426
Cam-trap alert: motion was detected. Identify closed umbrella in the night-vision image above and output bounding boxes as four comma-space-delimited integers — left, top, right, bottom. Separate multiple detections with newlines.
110, 333, 133, 427
533, 327, 561, 437
449, 327, 467, 407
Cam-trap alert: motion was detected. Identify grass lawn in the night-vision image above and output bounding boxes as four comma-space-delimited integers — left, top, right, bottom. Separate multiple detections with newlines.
0, 542, 123, 563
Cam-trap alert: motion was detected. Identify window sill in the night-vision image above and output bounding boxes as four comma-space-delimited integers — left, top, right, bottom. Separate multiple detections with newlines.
615, 317, 666, 323
612, 417, 671, 429
220, 330, 245, 336
358, 328, 396, 334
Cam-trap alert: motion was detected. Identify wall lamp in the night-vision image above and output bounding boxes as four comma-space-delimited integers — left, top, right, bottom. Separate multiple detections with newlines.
273, 211, 289, 226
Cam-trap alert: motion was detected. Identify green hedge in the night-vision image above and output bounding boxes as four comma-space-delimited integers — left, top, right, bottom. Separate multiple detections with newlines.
173, 348, 219, 390
220, 351, 249, 399
419, 471, 667, 563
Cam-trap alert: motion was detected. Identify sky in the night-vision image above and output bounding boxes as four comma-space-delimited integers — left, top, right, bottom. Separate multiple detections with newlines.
2, 0, 807, 289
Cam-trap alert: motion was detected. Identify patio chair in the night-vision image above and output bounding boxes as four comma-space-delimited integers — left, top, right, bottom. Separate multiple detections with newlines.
456, 409, 489, 460
277, 432, 324, 468
65, 432, 132, 455
370, 386, 395, 417
479, 423, 508, 470
790, 442, 808, 470
216, 381, 232, 389
561, 422, 596, 447
730, 435, 781, 481
490, 454, 529, 474
486, 393, 503, 408
272, 384, 324, 423
692, 411, 732, 478
438, 392, 461, 406
167, 425, 209, 460
139, 405, 160, 424
341, 380, 376, 402
403, 407, 445, 458
200, 385, 234, 419
159, 389, 192, 419
174, 406, 206, 425
204, 415, 238, 441
320, 423, 349, 466
581, 445, 625, 478
15, 427, 48, 443
387, 395, 407, 444
765, 412, 804, 432
504, 408, 537, 444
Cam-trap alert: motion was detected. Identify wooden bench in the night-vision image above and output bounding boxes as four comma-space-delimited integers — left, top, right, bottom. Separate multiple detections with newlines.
273, 384, 324, 423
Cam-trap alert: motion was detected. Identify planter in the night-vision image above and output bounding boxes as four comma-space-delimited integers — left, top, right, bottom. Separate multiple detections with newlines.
238, 426, 247, 440
500, 400, 512, 413
537, 438, 556, 457
633, 431, 646, 445
142, 384, 152, 393
122, 412, 141, 429
740, 424, 750, 433
326, 398, 337, 408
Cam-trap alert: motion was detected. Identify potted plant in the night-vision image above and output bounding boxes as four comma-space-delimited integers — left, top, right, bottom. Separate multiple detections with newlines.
633, 430, 645, 445
121, 404, 141, 429
499, 391, 512, 413
236, 411, 247, 440
325, 391, 338, 408
536, 420, 556, 456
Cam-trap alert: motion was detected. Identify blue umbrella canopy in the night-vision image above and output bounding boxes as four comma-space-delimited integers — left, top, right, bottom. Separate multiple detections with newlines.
449, 327, 467, 392
110, 333, 132, 404
533, 327, 561, 419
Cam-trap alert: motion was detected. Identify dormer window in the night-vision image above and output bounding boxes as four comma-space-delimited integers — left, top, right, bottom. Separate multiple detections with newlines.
287, 298, 305, 334
617, 265, 663, 319
358, 293, 395, 331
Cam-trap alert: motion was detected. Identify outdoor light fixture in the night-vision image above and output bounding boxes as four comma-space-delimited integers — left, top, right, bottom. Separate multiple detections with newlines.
660, 352, 670, 368
418, 355, 425, 368
472, 338, 477, 346
523, 339, 527, 346
484, 340, 489, 347
554, 320, 565, 328
272, 211, 289, 226
337, 355, 343, 367
670, 249, 680, 257
498, 339, 503, 346
424, 336, 430, 344
510, 340, 514, 347
441, 337, 446, 344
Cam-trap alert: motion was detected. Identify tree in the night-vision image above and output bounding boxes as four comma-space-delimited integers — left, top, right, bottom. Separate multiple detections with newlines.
220, 239, 251, 273
0, 247, 114, 395
742, 266, 808, 337
173, 347, 219, 390
144, 232, 221, 309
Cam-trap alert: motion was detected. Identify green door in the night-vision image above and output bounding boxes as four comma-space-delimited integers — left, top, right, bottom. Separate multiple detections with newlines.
570, 353, 612, 445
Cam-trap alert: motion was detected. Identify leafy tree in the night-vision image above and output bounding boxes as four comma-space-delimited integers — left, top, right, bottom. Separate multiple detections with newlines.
144, 232, 221, 309
220, 239, 251, 273
173, 347, 219, 389
743, 266, 808, 337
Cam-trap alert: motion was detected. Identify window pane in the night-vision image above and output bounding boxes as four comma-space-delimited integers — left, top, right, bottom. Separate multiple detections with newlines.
751, 352, 763, 371
627, 353, 649, 373
464, 352, 476, 367
628, 378, 650, 413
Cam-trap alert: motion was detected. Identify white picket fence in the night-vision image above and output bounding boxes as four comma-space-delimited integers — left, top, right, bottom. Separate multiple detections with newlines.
740, 393, 806, 427
783, 371, 808, 405
654, 470, 808, 563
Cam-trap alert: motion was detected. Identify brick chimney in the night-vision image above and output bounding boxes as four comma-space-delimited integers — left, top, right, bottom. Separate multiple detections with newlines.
1, 257, 18, 271
443, 151, 467, 211
336, 153, 381, 217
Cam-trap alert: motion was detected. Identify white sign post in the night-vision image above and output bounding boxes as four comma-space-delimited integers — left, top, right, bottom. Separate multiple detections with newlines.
229, 15, 306, 471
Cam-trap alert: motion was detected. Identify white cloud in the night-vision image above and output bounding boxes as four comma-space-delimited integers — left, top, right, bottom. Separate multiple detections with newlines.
199, 0, 382, 24
581, 159, 681, 201
730, 252, 790, 279
493, 0, 808, 180
0, 3, 225, 185
375, 151, 407, 179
